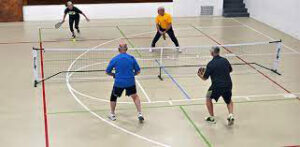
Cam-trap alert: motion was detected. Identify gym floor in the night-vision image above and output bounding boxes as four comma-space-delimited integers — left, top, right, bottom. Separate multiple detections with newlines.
0, 17, 300, 147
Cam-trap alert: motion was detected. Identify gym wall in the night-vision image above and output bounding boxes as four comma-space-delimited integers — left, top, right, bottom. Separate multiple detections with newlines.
0, 0, 23, 22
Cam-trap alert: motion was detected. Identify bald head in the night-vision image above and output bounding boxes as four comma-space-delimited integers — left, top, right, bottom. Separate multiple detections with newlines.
118, 43, 128, 53
158, 6, 165, 16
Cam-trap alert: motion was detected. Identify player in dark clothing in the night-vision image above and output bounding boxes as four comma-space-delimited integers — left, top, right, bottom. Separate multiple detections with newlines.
62, 1, 90, 38
198, 46, 235, 126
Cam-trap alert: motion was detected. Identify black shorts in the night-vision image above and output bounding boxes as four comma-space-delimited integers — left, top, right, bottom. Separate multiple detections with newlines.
111, 85, 137, 98
206, 86, 232, 104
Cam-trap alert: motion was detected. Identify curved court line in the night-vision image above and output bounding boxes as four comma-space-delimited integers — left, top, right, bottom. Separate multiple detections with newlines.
66, 31, 172, 146
66, 26, 196, 104
66, 76, 170, 147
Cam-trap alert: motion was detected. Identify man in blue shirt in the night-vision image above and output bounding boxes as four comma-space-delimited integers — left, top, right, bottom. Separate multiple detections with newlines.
198, 46, 234, 126
106, 43, 144, 123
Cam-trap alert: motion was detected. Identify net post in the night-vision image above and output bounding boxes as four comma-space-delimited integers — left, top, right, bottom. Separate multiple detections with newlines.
272, 40, 282, 74
38, 28, 50, 147
32, 47, 39, 87
157, 47, 164, 80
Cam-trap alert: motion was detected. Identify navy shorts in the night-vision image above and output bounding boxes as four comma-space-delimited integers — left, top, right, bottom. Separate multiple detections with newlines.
111, 85, 137, 98
206, 86, 232, 104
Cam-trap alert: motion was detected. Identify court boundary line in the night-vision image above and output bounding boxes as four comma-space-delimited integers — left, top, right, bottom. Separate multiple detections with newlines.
65, 31, 170, 146
2, 24, 244, 45
64, 89, 300, 105
136, 80, 152, 102
48, 97, 298, 115
191, 25, 299, 100
179, 106, 212, 147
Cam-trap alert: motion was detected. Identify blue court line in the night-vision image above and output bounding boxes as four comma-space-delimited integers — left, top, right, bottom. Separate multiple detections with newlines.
116, 26, 191, 100
155, 59, 191, 100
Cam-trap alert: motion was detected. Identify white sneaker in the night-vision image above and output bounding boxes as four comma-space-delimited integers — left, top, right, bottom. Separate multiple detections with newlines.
149, 48, 153, 52
138, 113, 144, 123
227, 114, 234, 126
177, 47, 182, 53
108, 113, 116, 121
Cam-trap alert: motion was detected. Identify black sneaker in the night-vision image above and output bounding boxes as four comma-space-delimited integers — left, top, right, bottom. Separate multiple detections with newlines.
205, 116, 216, 124
227, 114, 235, 126
77, 29, 80, 34
72, 33, 76, 38
138, 114, 144, 123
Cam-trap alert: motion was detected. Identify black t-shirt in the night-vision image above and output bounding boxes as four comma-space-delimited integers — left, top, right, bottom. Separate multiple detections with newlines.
64, 7, 82, 18
203, 55, 232, 89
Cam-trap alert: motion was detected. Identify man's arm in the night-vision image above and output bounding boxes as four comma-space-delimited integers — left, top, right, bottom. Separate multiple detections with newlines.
198, 68, 208, 80
62, 12, 67, 23
198, 64, 212, 81
133, 57, 141, 76
106, 60, 116, 78
81, 12, 90, 21
75, 7, 90, 21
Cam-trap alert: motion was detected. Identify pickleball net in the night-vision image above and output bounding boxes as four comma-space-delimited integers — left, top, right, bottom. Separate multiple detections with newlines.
33, 40, 283, 87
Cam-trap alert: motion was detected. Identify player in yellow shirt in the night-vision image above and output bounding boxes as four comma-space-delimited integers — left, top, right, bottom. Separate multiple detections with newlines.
150, 7, 180, 52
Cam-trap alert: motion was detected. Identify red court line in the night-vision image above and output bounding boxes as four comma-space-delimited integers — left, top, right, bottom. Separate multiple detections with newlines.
191, 25, 299, 101
39, 30, 50, 147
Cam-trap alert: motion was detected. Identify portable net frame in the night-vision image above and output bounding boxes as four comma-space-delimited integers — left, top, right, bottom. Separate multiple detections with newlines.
33, 40, 282, 87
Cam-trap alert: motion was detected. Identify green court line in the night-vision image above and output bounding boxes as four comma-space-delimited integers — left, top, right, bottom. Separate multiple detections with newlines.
116, 25, 142, 57
47, 97, 296, 115
179, 106, 212, 147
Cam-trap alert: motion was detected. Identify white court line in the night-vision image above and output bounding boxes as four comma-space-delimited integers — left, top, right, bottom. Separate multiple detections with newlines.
136, 79, 151, 103
232, 18, 300, 54
79, 92, 300, 105
66, 32, 170, 146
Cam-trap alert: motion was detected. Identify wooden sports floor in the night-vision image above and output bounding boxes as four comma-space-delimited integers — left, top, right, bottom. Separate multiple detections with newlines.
0, 17, 299, 147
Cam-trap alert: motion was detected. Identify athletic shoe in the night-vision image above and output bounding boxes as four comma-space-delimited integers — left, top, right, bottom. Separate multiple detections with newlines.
72, 33, 76, 39
227, 114, 235, 126
108, 113, 116, 121
177, 47, 182, 53
138, 113, 144, 123
149, 48, 153, 52
77, 29, 80, 34
205, 116, 216, 124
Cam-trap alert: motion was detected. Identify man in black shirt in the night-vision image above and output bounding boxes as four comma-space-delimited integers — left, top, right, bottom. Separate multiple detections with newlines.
198, 46, 235, 126
62, 1, 90, 38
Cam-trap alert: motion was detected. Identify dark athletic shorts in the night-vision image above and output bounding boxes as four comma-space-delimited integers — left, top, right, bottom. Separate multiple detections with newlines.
206, 86, 232, 104
111, 85, 137, 98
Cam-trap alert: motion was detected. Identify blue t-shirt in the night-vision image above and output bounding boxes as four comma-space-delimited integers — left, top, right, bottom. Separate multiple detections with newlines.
106, 53, 141, 88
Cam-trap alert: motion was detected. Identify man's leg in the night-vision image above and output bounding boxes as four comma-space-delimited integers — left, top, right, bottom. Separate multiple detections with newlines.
223, 90, 234, 126
205, 89, 217, 124
227, 100, 234, 114
75, 16, 80, 33
69, 18, 76, 38
109, 87, 123, 121
150, 31, 162, 51
131, 94, 142, 113
127, 85, 144, 122
110, 101, 117, 115
166, 28, 180, 48
206, 98, 214, 116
